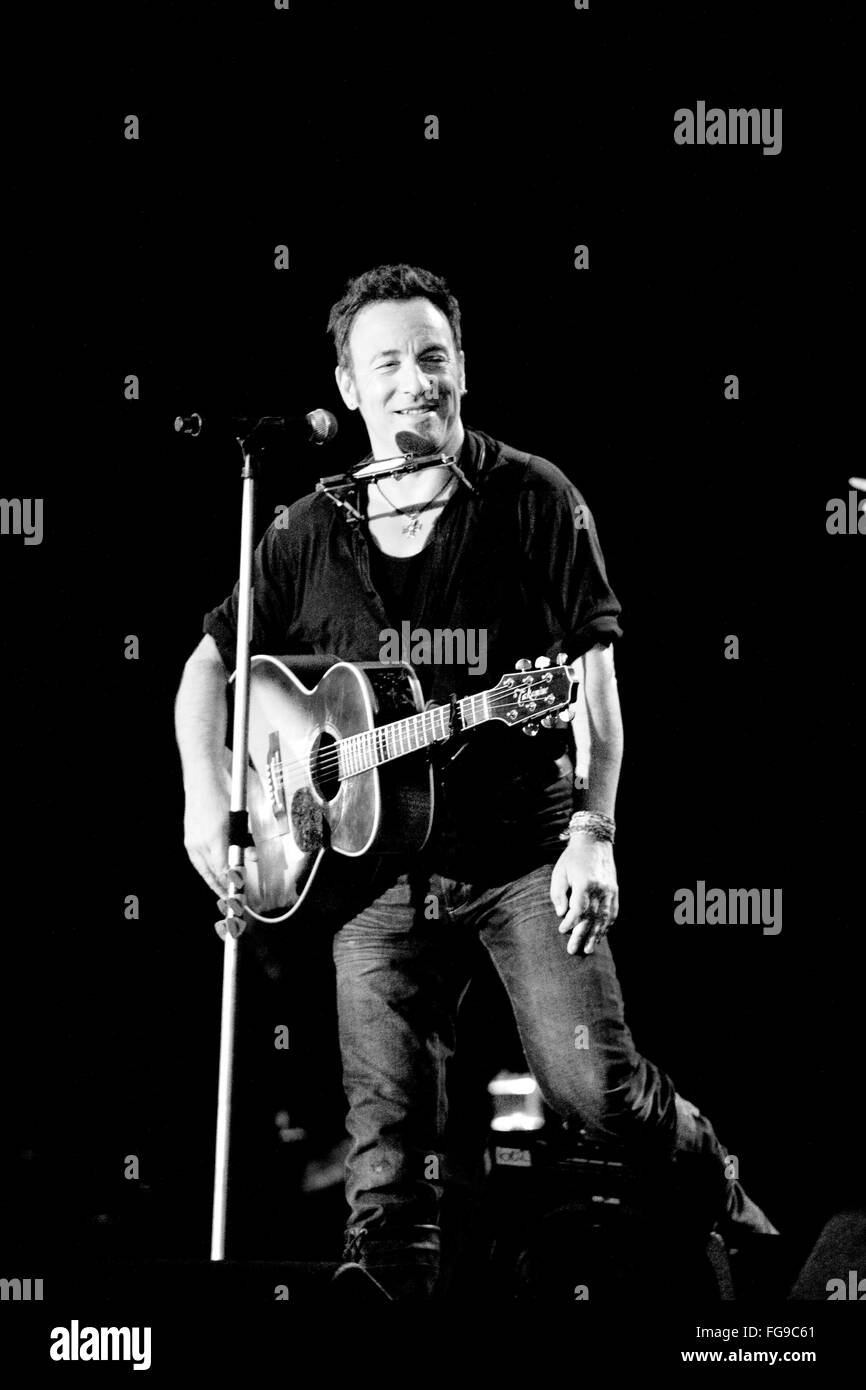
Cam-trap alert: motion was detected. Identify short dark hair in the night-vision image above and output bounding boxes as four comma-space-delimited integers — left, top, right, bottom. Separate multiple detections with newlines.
327, 263, 463, 374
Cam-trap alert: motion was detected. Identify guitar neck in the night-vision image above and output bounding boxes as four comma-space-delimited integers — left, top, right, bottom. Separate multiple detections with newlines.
337, 690, 489, 778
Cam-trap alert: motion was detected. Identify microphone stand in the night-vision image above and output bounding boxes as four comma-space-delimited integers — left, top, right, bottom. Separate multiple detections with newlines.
209, 418, 270, 1262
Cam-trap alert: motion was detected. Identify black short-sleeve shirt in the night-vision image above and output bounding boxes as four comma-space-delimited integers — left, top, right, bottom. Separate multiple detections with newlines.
203, 428, 622, 880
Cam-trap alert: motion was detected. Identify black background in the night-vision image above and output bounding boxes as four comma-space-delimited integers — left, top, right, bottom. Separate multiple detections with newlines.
2, 0, 862, 1325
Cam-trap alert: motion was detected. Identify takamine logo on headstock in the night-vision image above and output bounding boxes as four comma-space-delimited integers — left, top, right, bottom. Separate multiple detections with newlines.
490, 655, 578, 731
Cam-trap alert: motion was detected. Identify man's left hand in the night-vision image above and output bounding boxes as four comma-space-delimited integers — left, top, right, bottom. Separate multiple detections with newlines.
550, 835, 619, 956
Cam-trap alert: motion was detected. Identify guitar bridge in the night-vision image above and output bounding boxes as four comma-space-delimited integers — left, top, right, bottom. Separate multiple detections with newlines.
264, 732, 289, 831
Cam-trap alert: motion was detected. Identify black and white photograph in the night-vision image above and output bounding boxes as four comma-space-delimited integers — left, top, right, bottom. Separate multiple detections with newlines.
2, 0, 863, 1372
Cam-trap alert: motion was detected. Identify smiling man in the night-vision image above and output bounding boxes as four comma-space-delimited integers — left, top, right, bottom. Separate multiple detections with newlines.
175, 263, 777, 1299
333, 290, 466, 560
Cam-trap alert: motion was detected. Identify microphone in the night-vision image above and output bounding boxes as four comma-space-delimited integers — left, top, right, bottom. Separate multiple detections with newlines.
394, 427, 477, 497
174, 408, 338, 445
394, 429, 440, 457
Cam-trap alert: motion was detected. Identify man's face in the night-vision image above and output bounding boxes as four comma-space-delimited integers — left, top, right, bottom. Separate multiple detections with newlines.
335, 297, 466, 458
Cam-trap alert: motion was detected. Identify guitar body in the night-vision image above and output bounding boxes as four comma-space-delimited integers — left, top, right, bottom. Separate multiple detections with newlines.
238, 657, 434, 921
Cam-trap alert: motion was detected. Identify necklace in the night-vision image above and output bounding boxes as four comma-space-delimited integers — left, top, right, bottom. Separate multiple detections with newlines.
374, 473, 455, 537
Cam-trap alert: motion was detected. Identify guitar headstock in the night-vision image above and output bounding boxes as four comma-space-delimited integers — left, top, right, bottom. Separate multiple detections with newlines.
486, 656, 579, 732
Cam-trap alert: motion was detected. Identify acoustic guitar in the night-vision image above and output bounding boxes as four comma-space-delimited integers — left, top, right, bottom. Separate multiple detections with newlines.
233, 653, 578, 922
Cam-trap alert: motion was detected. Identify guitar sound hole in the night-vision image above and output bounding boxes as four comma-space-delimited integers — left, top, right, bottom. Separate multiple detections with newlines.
311, 731, 341, 801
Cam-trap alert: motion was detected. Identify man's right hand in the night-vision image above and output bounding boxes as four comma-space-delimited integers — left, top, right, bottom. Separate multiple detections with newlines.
183, 761, 232, 897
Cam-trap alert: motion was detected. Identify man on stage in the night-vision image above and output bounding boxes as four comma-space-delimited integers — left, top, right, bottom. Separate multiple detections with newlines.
175, 263, 777, 1298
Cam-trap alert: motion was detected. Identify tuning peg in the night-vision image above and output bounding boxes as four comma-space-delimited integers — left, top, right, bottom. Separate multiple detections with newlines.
522, 723, 539, 736
515, 658, 532, 672
556, 653, 569, 666
539, 714, 557, 729
534, 655, 551, 669
558, 708, 574, 723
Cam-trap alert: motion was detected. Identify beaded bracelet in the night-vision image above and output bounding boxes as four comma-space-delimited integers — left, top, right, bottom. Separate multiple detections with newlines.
558, 810, 616, 844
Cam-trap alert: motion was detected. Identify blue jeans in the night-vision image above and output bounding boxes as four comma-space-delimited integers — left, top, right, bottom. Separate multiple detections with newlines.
332, 859, 774, 1274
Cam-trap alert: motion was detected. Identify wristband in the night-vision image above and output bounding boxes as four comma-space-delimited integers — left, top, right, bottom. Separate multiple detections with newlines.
559, 810, 616, 844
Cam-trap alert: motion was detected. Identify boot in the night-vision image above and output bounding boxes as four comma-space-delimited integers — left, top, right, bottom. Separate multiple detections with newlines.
333, 1223, 441, 1300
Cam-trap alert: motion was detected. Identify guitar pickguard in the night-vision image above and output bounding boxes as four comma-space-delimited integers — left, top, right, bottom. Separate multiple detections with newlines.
290, 787, 326, 853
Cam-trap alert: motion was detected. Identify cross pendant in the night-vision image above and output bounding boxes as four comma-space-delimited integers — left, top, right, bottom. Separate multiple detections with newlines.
402, 515, 423, 537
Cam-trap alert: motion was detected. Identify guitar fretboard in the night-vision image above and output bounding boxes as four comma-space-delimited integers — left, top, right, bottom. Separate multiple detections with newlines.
335, 690, 490, 778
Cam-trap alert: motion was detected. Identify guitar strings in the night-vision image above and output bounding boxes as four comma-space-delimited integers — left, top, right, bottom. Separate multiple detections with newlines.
263, 686, 567, 788
269, 686, 565, 784
263, 691, 536, 784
